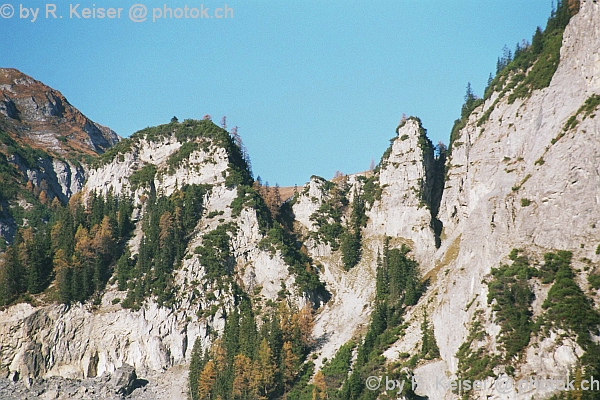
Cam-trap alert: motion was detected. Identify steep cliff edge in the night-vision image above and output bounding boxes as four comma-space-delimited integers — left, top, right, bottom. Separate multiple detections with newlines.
408, 1, 600, 398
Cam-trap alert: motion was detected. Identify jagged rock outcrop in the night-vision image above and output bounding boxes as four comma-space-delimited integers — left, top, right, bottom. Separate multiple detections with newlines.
366, 118, 442, 264
405, 1, 600, 398
291, 119, 444, 371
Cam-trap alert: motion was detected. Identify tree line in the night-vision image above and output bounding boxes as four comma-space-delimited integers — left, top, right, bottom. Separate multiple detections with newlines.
189, 295, 316, 400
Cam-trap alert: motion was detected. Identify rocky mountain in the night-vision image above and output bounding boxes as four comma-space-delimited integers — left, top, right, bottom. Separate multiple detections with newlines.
0, 1, 599, 399
0, 68, 120, 244
0, 68, 119, 156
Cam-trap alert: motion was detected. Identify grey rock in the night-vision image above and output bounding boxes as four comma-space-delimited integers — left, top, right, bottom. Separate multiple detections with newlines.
109, 364, 137, 396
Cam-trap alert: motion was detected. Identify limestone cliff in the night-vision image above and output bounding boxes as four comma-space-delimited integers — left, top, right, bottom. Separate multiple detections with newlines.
0, 120, 312, 400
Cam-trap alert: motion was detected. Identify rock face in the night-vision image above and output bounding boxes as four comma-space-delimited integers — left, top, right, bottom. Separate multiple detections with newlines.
412, 1, 600, 397
0, 122, 305, 399
1, 2, 600, 399
0, 68, 119, 156
0, 68, 120, 243
366, 118, 443, 264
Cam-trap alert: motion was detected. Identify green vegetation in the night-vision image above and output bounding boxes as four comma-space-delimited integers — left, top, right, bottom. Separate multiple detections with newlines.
167, 141, 202, 173
340, 191, 366, 271
487, 249, 536, 360
129, 164, 157, 190
520, 198, 531, 207
588, 273, 600, 290
0, 128, 49, 169
356, 175, 382, 207
455, 311, 498, 395
449, 2, 578, 133
320, 341, 356, 390
308, 182, 349, 250
534, 156, 545, 166
450, 83, 484, 151
95, 120, 253, 191
457, 247, 600, 399
188, 298, 316, 400
121, 184, 208, 308
420, 308, 440, 360
306, 180, 368, 272
552, 94, 600, 145
0, 190, 135, 306
259, 222, 328, 297
488, 1, 577, 104
511, 174, 531, 192
335, 240, 424, 400
540, 251, 600, 345
230, 185, 271, 232
194, 223, 237, 280
280, 239, 425, 400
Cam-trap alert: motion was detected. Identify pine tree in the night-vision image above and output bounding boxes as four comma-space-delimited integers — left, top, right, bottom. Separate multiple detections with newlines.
0, 246, 22, 305
531, 26, 544, 55
74, 225, 94, 300
189, 337, 204, 400
116, 250, 133, 291
421, 308, 440, 359
54, 248, 72, 304
92, 216, 114, 292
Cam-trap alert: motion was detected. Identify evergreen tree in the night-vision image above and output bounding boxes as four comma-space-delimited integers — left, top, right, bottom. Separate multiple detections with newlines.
116, 250, 134, 291
54, 248, 72, 304
0, 246, 23, 305
421, 308, 440, 359
189, 337, 204, 400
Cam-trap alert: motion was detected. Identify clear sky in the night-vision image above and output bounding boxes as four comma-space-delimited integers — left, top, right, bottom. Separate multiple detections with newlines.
2, 0, 553, 186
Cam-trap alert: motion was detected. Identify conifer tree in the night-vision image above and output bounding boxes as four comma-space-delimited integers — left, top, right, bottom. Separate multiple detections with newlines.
312, 370, 327, 400
421, 308, 440, 359
281, 341, 298, 391
54, 248, 72, 304
232, 354, 254, 399
254, 338, 276, 398
189, 337, 204, 400
296, 304, 315, 351
198, 360, 217, 399
0, 246, 22, 305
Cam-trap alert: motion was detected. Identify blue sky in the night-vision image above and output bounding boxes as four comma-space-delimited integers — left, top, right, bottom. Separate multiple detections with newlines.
2, 0, 553, 186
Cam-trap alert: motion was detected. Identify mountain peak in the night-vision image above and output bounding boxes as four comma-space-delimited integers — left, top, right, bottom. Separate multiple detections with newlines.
0, 68, 119, 157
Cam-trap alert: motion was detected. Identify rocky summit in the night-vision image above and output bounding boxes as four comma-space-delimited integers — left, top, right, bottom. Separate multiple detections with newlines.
0, 1, 599, 399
